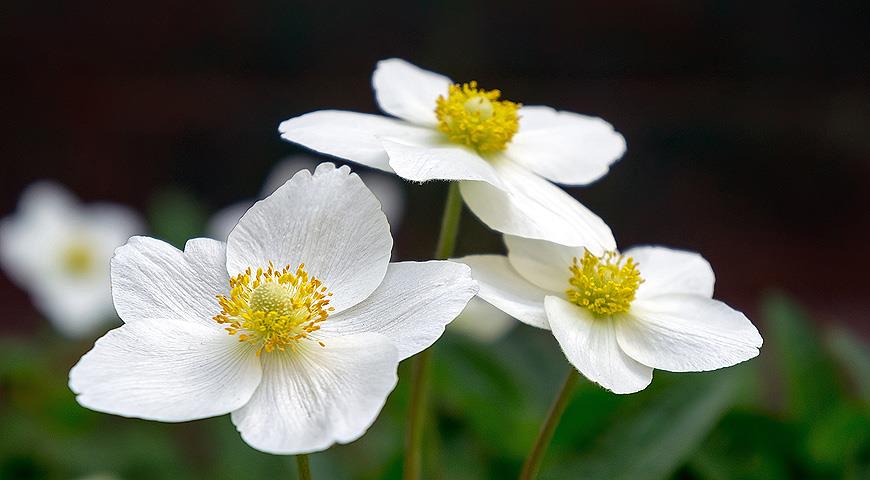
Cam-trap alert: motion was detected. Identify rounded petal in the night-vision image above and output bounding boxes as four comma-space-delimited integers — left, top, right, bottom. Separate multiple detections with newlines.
207, 201, 252, 242
459, 159, 617, 249
449, 297, 516, 343
32, 279, 115, 338
372, 58, 451, 127
455, 255, 550, 329
69, 318, 262, 422
226, 163, 392, 314
616, 294, 763, 372
504, 235, 584, 292
382, 138, 505, 187
230, 333, 399, 455
506, 106, 626, 185
112, 236, 229, 329
278, 110, 432, 173
322, 261, 477, 360
622, 246, 715, 299
545, 296, 653, 394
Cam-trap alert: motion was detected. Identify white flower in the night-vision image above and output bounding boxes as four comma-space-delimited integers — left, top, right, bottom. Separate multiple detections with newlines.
0, 182, 143, 337
69, 163, 477, 455
207, 155, 405, 240
457, 236, 762, 394
450, 297, 515, 343
279, 58, 626, 249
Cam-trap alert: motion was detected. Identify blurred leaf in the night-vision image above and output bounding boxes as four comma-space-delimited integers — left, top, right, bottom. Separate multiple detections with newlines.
806, 403, 870, 472
763, 293, 842, 420
147, 187, 208, 248
827, 327, 870, 402
543, 368, 745, 480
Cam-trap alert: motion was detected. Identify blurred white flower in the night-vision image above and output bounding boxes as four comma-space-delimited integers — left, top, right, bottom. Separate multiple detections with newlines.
449, 297, 515, 343
458, 236, 762, 394
69, 163, 476, 455
207, 156, 405, 241
279, 58, 625, 250
0, 182, 143, 337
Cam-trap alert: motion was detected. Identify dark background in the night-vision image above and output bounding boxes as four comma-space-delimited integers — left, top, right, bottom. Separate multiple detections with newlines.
2, 0, 869, 336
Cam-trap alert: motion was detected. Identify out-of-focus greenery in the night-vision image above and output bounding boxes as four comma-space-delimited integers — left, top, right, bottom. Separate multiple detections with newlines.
1, 292, 867, 480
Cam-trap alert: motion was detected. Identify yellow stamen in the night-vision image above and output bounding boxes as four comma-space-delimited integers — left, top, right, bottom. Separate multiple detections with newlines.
214, 262, 333, 355
566, 250, 643, 317
434, 81, 520, 153
61, 242, 94, 276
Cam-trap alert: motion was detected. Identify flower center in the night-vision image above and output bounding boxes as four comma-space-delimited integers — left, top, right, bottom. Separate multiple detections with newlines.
566, 250, 643, 317
214, 263, 333, 355
61, 242, 94, 276
434, 81, 520, 153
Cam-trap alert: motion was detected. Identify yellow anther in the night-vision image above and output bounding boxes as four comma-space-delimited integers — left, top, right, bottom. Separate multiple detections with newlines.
61, 242, 94, 276
566, 250, 643, 317
435, 81, 520, 153
214, 263, 331, 355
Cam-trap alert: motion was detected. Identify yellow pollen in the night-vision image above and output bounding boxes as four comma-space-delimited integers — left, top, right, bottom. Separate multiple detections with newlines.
566, 250, 643, 317
434, 81, 520, 153
61, 242, 94, 276
213, 263, 333, 355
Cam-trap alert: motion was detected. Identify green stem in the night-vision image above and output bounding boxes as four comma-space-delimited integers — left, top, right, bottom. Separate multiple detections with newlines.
519, 368, 580, 480
296, 454, 312, 480
403, 182, 463, 480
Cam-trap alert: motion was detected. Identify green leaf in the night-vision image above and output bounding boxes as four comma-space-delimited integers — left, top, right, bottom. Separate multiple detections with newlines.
763, 293, 842, 420
827, 327, 870, 402
147, 188, 208, 249
543, 368, 745, 480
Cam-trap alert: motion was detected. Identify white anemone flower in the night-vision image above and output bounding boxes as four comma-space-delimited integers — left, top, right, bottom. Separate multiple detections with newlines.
279, 58, 626, 249
0, 181, 143, 337
207, 155, 405, 240
457, 236, 762, 394
69, 163, 477, 455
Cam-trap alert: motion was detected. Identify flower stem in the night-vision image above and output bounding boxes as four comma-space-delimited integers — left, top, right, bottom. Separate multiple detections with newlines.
403, 182, 463, 480
296, 454, 312, 480
519, 368, 580, 480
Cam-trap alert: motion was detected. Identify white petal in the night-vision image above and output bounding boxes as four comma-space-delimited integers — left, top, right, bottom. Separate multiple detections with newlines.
382, 138, 504, 187
504, 235, 585, 292
112, 236, 229, 329
622, 246, 715, 299
69, 318, 262, 422
261, 156, 319, 196
455, 255, 550, 329
278, 110, 432, 173
206, 201, 252, 242
358, 172, 406, 231
506, 106, 626, 185
322, 261, 477, 360
226, 163, 392, 314
372, 58, 451, 127
32, 278, 115, 338
545, 296, 653, 394
459, 159, 617, 249
616, 294, 763, 372
230, 333, 398, 455
449, 297, 516, 343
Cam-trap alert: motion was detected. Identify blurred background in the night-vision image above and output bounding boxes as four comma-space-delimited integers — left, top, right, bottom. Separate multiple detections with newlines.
1, 1, 867, 479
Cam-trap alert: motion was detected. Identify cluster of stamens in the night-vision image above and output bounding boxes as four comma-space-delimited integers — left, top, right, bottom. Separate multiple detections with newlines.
434, 81, 520, 153
61, 241, 94, 276
214, 263, 333, 355
566, 250, 643, 317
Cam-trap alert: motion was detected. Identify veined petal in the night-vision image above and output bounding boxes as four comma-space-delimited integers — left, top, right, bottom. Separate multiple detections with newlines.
459, 159, 617, 249
230, 333, 398, 455
69, 318, 262, 422
545, 296, 653, 394
382, 138, 505, 187
504, 235, 584, 292
226, 163, 392, 314
455, 255, 550, 329
278, 110, 432, 173
623, 246, 715, 299
322, 261, 477, 360
112, 236, 229, 329
506, 106, 626, 185
616, 294, 762, 373
372, 58, 451, 127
